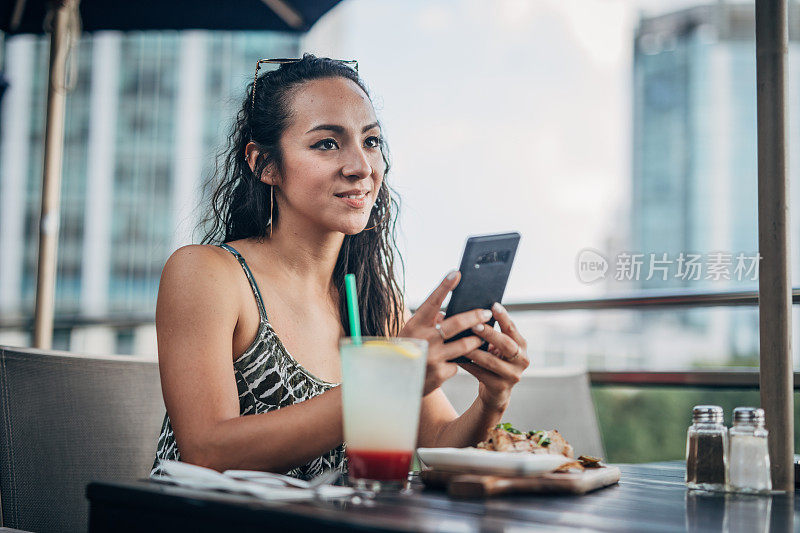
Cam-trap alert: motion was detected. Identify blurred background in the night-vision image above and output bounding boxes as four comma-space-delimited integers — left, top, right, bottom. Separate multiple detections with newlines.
1, 0, 799, 462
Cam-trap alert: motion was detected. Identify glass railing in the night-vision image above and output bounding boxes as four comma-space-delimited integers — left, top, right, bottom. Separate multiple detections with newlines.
592, 386, 800, 463
2, 287, 799, 366
1, 288, 798, 462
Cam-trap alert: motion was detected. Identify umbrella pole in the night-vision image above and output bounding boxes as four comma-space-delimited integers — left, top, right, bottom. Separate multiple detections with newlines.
755, 0, 794, 492
33, 1, 75, 349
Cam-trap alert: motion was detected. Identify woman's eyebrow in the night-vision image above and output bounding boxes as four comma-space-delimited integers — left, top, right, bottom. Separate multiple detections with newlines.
306, 122, 380, 134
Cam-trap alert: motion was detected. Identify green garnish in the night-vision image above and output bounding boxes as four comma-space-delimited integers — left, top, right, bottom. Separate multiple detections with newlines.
495, 422, 522, 434
525, 430, 550, 446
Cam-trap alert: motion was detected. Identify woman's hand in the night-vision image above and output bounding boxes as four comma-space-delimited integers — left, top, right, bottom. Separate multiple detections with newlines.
399, 271, 489, 396
458, 302, 529, 411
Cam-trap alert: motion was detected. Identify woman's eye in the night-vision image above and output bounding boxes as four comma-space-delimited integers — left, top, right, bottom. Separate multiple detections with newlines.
365, 136, 382, 148
312, 138, 339, 150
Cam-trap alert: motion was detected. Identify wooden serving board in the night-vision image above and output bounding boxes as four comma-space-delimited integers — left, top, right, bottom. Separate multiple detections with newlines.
420, 466, 621, 498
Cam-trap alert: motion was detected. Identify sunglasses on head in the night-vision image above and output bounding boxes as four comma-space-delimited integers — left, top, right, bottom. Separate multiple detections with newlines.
251, 58, 359, 113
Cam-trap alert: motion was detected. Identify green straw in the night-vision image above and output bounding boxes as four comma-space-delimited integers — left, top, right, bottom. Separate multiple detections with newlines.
344, 273, 362, 345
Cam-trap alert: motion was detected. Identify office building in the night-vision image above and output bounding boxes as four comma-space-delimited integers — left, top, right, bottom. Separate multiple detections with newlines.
0, 31, 300, 352
631, 4, 800, 362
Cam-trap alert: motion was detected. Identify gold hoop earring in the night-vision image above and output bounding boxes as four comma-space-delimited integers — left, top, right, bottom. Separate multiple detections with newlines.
363, 202, 389, 231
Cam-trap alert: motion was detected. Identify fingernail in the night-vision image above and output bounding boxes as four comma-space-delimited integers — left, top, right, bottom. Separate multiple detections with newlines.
472, 324, 484, 332
493, 302, 505, 313
481, 309, 492, 320
446, 270, 459, 281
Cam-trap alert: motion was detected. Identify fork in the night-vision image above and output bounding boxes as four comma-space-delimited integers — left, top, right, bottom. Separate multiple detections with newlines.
228, 469, 375, 503
224, 468, 341, 490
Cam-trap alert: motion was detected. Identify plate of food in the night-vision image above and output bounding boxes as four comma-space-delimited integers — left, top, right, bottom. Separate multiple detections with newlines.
418, 423, 616, 496
417, 423, 588, 477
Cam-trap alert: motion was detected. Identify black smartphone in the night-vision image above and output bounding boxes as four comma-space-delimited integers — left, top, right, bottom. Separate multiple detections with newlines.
444, 232, 520, 363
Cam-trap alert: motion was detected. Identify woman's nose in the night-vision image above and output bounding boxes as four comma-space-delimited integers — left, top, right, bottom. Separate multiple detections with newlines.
341, 144, 373, 179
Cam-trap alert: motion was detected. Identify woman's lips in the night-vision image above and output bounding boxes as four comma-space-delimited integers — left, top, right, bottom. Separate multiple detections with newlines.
336, 193, 368, 208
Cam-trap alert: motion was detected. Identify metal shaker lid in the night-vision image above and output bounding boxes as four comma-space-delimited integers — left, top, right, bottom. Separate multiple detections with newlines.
733, 407, 765, 426
692, 405, 724, 423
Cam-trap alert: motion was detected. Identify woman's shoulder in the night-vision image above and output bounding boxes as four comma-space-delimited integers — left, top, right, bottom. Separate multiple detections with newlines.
160, 244, 241, 294
163, 243, 234, 271
157, 244, 245, 327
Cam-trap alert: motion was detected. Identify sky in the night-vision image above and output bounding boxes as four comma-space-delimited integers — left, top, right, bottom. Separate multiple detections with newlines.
302, 0, 715, 305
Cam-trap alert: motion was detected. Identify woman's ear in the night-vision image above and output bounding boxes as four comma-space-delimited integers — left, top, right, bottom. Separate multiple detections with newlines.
245, 142, 277, 185
245, 142, 260, 173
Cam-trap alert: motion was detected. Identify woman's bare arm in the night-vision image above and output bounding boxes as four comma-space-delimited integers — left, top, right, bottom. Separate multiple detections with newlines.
401, 303, 498, 448
156, 245, 343, 472
396, 302, 497, 448
414, 303, 529, 448
417, 387, 504, 448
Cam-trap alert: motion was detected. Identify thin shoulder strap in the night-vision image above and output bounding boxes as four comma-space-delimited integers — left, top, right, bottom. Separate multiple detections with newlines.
218, 243, 268, 323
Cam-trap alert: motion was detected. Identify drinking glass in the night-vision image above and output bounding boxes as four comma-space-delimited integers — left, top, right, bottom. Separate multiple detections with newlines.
339, 337, 427, 491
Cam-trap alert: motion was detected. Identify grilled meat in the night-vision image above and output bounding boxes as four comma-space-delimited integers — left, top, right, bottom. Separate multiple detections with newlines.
536, 429, 574, 458
478, 426, 536, 452
477, 424, 575, 459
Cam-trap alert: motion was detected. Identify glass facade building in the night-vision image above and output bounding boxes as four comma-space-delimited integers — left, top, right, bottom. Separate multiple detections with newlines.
0, 31, 299, 350
632, 4, 800, 361
634, 4, 800, 287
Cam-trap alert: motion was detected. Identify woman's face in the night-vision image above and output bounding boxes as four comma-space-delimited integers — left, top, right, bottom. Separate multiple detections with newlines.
270, 76, 386, 236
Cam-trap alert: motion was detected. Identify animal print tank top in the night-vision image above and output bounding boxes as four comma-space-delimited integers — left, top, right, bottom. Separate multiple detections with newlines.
151, 243, 346, 480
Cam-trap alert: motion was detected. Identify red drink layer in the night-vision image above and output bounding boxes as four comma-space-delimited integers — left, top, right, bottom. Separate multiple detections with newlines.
347, 449, 413, 480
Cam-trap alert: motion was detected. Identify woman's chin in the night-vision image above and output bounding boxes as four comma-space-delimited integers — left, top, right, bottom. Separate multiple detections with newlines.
334, 217, 373, 235
343, 226, 368, 236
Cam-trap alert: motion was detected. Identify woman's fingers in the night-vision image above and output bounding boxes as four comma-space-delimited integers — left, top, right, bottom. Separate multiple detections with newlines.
470, 322, 519, 360
438, 308, 492, 339
458, 361, 503, 386
464, 349, 520, 381
435, 335, 483, 361
414, 271, 461, 324
491, 303, 527, 349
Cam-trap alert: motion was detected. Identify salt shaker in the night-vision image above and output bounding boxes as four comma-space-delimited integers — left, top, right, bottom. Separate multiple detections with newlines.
727, 407, 772, 493
686, 405, 727, 490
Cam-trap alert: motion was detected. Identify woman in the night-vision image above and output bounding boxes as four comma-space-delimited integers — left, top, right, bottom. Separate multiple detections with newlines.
152, 54, 529, 479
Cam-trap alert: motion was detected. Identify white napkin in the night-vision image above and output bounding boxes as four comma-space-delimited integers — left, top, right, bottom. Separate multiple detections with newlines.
152, 460, 354, 501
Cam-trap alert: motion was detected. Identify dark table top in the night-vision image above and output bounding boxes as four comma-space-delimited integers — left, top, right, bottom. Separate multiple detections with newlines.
86, 462, 798, 532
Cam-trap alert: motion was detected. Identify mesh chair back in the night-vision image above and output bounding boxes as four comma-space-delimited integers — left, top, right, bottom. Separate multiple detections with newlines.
441, 367, 604, 457
0, 346, 164, 533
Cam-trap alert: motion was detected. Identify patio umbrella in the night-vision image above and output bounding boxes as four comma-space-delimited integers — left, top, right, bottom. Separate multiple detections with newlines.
2, 0, 342, 33
0, 0, 344, 350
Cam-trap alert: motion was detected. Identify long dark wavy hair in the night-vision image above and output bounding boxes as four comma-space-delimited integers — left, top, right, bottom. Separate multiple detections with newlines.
198, 54, 404, 337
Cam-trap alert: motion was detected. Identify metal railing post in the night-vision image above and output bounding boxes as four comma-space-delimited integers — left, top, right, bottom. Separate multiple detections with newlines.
755, 0, 794, 492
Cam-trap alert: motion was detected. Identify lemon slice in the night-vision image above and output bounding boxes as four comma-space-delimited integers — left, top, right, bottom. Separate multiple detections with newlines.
362, 340, 422, 359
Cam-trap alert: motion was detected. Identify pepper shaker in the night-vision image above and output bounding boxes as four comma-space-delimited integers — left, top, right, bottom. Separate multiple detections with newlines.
728, 407, 772, 493
686, 405, 727, 491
